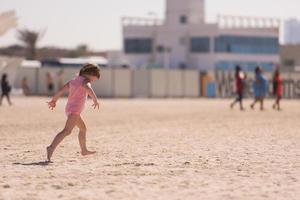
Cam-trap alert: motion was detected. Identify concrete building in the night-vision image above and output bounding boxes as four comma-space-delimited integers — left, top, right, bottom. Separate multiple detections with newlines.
283, 19, 300, 45
280, 44, 300, 71
122, 0, 280, 71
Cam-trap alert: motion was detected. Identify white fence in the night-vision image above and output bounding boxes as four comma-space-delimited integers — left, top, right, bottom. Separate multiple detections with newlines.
13, 67, 202, 98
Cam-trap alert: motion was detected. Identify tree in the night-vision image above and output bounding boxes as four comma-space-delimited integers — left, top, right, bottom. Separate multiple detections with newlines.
17, 29, 43, 60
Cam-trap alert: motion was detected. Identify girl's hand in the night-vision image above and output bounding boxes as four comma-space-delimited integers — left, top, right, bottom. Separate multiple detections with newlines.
47, 100, 56, 110
92, 101, 100, 110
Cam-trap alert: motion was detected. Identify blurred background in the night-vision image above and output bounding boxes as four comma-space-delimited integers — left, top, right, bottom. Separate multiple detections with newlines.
0, 0, 300, 99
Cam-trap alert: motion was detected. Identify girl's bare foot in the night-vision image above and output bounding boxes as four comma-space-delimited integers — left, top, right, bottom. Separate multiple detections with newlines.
81, 150, 96, 156
47, 146, 54, 162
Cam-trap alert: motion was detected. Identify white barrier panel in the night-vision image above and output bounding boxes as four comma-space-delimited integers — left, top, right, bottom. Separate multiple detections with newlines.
14, 67, 38, 94
113, 69, 132, 97
150, 69, 167, 97
183, 70, 200, 97
93, 68, 113, 97
133, 69, 150, 97
167, 70, 184, 97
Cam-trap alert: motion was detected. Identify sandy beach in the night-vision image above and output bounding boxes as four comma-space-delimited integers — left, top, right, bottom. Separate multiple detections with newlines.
0, 97, 299, 200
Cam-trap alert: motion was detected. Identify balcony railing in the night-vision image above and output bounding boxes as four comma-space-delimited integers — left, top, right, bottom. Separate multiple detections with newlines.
217, 15, 280, 29
122, 17, 164, 27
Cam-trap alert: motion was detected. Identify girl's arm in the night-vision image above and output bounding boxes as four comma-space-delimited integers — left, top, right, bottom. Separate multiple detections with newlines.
83, 80, 100, 109
47, 82, 69, 110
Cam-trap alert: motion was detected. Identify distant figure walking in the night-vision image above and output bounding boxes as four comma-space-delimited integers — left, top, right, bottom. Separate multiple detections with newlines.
272, 68, 283, 111
0, 73, 12, 106
230, 65, 246, 110
46, 64, 101, 162
46, 72, 54, 95
22, 77, 31, 96
250, 66, 268, 110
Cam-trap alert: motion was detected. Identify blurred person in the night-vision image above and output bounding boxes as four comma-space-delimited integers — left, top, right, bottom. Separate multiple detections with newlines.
272, 68, 283, 111
250, 66, 268, 110
46, 72, 54, 95
0, 73, 12, 106
230, 65, 246, 110
22, 77, 31, 96
46, 64, 101, 162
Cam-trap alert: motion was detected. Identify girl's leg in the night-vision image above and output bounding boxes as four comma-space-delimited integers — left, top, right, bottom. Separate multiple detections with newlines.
47, 114, 79, 162
250, 98, 258, 109
0, 94, 3, 105
230, 98, 238, 108
260, 98, 264, 110
6, 94, 12, 105
77, 117, 96, 156
277, 97, 281, 110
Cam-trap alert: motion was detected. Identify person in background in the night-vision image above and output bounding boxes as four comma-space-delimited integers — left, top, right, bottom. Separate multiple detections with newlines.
250, 66, 268, 110
272, 67, 283, 111
22, 77, 31, 96
46, 72, 54, 96
0, 73, 12, 106
230, 65, 246, 110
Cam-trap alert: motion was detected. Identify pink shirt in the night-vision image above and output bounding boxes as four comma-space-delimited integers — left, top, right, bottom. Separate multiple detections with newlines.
65, 76, 87, 116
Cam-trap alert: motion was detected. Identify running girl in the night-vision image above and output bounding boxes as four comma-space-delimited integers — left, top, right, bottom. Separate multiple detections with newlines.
46, 64, 100, 162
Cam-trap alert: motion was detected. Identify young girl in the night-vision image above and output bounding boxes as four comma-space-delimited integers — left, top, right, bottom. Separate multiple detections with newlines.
272, 68, 283, 110
0, 73, 12, 106
250, 66, 268, 110
230, 65, 246, 110
46, 64, 100, 162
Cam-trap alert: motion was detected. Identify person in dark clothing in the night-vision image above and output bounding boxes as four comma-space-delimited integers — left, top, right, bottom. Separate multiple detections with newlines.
0, 73, 12, 106
230, 65, 246, 110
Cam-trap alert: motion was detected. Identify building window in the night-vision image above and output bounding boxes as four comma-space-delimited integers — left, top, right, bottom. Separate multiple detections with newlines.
283, 59, 295, 67
124, 38, 152, 54
190, 37, 210, 53
214, 35, 279, 54
216, 61, 275, 72
157, 45, 164, 52
180, 15, 188, 24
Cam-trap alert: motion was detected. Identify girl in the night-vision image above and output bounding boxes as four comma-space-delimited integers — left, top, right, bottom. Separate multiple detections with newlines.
272, 68, 283, 110
46, 64, 101, 162
230, 65, 246, 110
250, 66, 268, 110
0, 73, 12, 106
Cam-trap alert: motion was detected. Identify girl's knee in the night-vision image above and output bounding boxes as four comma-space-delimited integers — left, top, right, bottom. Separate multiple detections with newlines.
62, 128, 73, 136
79, 127, 87, 133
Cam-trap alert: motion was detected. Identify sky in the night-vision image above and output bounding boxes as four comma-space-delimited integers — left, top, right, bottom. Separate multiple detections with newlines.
0, 0, 299, 51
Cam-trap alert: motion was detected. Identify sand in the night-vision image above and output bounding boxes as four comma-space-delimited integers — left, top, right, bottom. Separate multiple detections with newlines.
0, 97, 299, 200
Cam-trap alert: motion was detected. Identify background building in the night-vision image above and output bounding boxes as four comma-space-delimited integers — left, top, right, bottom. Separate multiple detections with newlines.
283, 18, 300, 45
122, 0, 280, 71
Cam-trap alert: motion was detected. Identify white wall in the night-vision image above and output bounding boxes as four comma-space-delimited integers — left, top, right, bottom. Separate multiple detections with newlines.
167, 70, 184, 97
113, 69, 132, 97
183, 70, 200, 97
133, 69, 150, 97
150, 69, 167, 97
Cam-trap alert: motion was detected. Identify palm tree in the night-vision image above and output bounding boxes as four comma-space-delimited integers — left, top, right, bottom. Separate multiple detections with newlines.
17, 29, 43, 60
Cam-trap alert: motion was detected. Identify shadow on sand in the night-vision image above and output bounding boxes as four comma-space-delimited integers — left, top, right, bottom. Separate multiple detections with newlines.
13, 161, 52, 166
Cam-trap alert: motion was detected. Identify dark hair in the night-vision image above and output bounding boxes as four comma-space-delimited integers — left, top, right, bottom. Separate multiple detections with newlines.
235, 65, 241, 77
79, 63, 100, 79
255, 66, 262, 74
274, 68, 280, 79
